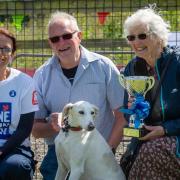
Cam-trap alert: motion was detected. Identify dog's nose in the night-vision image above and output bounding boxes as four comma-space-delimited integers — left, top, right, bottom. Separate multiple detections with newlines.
87, 122, 95, 131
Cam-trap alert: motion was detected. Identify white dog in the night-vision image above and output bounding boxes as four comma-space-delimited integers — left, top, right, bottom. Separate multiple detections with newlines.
55, 101, 125, 180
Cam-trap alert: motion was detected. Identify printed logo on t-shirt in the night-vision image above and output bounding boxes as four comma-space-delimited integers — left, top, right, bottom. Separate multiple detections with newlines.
32, 90, 38, 105
0, 103, 12, 139
9, 90, 16, 97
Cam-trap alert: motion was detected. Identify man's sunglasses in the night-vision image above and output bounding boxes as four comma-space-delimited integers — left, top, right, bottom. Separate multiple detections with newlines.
126, 33, 148, 41
49, 31, 77, 43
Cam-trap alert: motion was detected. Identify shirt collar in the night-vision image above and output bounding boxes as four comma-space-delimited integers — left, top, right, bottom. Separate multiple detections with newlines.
50, 46, 99, 68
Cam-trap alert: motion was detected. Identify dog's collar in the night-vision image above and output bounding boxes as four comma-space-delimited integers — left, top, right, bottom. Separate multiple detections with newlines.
69, 126, 82, 131
62, 117, 82, 134
62, 125, 82, 132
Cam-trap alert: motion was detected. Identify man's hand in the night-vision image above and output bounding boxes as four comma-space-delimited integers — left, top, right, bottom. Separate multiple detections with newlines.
32, 113, 62, 138
108, 109, 127, 149
140, 125, 165, 141
48, 113, 62, 132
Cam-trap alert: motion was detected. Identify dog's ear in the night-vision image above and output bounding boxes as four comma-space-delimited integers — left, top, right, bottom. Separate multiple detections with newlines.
92, 105, 99, 117
62, 103, 73, 121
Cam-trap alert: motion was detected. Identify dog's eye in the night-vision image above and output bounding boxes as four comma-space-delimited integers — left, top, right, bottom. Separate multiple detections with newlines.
91, 111, 95, 115
79, 111, 84, 115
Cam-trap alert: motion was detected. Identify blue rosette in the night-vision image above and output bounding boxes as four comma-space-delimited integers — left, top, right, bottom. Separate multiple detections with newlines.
120, 94, 150, 129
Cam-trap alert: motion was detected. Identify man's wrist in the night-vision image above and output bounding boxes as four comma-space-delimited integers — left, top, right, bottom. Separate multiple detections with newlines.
111, 147, 116, 155
112, 148, 116, 154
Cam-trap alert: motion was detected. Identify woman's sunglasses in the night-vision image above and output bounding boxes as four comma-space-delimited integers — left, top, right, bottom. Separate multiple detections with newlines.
126, 33, 148, 41
49, 31, 77, 43
0, 47, 12, 54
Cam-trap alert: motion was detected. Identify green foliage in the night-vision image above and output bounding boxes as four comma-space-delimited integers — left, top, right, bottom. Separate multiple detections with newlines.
102, 13, 123, 39
162, 10, 180, 31
103, 21, 122, 39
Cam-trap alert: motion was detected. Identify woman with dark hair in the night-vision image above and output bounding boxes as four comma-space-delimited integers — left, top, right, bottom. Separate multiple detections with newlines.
122, 5, 180, 179
0, 27, 39, 180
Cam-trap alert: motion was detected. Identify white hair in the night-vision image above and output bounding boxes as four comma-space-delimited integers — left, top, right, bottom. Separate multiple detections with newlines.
124, 5, 170, 46
48, 11, 80, 32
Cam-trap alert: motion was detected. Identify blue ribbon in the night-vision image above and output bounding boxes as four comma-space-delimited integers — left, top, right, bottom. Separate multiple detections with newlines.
120, 94, 150, 128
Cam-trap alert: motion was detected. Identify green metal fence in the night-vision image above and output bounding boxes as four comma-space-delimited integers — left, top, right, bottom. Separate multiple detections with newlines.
0, 0, 179, 69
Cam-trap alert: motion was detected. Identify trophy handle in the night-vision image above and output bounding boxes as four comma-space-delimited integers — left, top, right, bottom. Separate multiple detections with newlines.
144, 76, 155, 96
119, 74, 126, 89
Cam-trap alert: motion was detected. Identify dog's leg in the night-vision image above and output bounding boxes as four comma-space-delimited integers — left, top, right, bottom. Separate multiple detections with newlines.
55, 157, 68, 180
55, 167, 61, 180
68, 161, 84, 180
68, 169, 83, 180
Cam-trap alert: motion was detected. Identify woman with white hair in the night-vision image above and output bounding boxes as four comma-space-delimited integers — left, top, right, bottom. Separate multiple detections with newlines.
121, 5, 180, 179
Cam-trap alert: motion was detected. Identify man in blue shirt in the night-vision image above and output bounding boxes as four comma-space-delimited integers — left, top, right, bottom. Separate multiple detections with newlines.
32, 11, 126, 180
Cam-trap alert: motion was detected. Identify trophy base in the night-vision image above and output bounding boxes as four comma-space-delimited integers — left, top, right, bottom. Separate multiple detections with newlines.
123, 127, 149, 138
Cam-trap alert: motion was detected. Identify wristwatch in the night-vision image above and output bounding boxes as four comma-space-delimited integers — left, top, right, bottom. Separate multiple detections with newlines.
45, 116, 50, 122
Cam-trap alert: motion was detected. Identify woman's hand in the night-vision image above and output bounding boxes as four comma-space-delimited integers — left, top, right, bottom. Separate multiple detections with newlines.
139, 125, 165, 141
128, 95, 135, 108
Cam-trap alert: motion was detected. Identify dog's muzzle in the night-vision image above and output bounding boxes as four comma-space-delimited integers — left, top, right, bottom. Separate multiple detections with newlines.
87, 122, 95, 131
